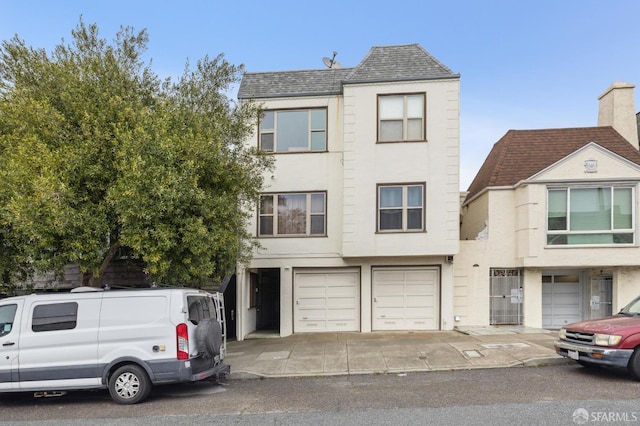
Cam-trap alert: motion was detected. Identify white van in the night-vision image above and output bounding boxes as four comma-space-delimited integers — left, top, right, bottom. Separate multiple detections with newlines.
0, 287, 229, 404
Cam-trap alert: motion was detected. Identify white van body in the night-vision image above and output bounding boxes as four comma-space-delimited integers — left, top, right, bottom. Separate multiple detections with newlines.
0, 287, 228, 404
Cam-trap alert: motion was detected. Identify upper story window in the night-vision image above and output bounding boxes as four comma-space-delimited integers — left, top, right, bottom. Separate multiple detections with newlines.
378, 93, 425, 142
259, 192, 326, 237
547, 186, 634, 245
259, 109, 327, 153
377, 183, 425, 232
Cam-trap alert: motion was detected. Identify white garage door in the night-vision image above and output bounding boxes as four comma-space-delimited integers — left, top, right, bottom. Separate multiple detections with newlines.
294, 269, 360, 332
372, 267, 439, 331
542, 277, 583, 329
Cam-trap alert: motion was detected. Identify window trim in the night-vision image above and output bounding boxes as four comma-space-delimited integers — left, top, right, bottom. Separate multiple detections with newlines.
376, 182, 426, 233
258, 107, 328, 153
377, 93, 427, 143
546, 185, 636, 246
258, 191, 327, 237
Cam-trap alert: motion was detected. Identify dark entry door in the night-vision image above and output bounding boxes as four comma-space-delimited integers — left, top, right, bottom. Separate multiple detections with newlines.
257, 269, 280, 331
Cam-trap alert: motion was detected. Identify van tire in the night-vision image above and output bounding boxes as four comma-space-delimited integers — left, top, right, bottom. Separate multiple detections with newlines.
628, 348, 640, 380
108, 364, 152, 404
195, 318, 222, 357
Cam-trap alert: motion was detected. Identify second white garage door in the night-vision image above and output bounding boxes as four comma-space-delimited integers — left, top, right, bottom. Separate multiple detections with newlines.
373, 267, 439, 331
294, 269, 360, 333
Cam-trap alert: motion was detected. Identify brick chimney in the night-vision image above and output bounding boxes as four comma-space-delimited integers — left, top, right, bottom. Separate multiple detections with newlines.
598, 82, 639, 150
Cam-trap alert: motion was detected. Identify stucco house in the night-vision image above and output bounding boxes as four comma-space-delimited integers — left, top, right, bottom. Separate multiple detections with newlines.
457, 82, 640, 330
234, 44, 460, 340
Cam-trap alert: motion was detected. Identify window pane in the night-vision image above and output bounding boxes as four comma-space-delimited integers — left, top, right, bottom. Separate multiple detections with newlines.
311, 109, 326, 129
407, 208, 423, 229
379, 96, 403, 119
570, 188, 611, 231
548, 189, 567, 230
310, 193, 325, 213
260, 133, 274, 151
380, 209, 402, 230
407, 95, 423, 118
407, 118, 423, 140
407, 186, 423, 207
310, 215, 325, 235
380, 187, 402, 207
278, 194, 307, 234
0, 304, 17, 337
260, 111, 274, 130
276, 111, 308, 152
614, 188, 632, 229
259, 217, 273, 235
380, 120, 402, 141
260, 196, 273, 214
311, 131, 326, 151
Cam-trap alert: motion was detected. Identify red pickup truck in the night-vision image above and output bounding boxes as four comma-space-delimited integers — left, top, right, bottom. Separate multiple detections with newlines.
555, 295, 640, 380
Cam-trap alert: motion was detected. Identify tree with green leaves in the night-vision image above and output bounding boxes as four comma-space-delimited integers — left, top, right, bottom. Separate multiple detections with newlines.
0, 19, 271, 288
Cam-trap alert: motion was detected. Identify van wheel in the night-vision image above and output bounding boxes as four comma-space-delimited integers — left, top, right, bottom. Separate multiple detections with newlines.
195, 318, 222, 357
108, 364, 151, 404
628, 348, 640, 380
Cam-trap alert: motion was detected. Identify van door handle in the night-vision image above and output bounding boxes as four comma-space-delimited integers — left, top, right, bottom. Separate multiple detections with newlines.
2, 342, 15, 346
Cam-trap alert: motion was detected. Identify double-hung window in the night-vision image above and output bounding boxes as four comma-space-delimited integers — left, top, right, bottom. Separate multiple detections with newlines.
547, 186, 634, 245
378, 184, 425, 232
259, 109, 327, 152
259, 192, 326, 236
378, 93, 425, 142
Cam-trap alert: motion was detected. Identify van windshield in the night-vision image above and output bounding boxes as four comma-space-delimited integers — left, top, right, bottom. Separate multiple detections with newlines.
619, 296, 640, 315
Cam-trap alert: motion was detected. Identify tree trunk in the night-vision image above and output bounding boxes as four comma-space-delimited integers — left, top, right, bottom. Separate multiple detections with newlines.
88, 241, 122, 288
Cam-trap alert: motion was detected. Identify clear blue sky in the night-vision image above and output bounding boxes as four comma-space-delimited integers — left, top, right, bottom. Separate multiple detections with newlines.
2, 1, 640, 189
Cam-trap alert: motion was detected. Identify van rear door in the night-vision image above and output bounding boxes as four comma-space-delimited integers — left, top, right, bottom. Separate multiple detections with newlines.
0, 299, 23, 390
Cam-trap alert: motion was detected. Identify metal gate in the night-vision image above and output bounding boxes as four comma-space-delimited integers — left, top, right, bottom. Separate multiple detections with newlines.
590, 275, 613, 319
490, 269, 523, 325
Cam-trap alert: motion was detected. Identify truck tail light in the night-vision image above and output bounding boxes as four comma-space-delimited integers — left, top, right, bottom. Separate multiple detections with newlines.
176, 323, 189, 360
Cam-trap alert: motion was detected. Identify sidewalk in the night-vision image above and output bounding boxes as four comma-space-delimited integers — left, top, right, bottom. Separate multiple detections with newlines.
224, 326, 569, 379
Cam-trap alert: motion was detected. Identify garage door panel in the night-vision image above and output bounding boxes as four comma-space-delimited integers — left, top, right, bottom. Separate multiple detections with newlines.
373, 267, 439, 331
405, 306, 435, 318
327, 296, 357, 307
375, 284, 403, 295
376, 307, 404, 318
542, 280, 583, 329
299, 297, 327, 306
376, 295, 404, 306
406, 283, 436, 294
405, 295, 435, 307
294, 269, 360, 333
327, 308, 357, 319
329, 286, 357, 297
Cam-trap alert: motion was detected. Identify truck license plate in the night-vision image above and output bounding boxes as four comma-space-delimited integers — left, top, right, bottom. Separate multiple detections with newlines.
568, 350, 579, 360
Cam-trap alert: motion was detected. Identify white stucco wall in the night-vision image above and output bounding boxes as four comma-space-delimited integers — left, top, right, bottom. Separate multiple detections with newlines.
342, 79, 460, 257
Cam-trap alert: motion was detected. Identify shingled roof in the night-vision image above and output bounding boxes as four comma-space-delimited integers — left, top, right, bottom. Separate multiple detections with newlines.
465, 126, 640, 202
237, 44, 459, 99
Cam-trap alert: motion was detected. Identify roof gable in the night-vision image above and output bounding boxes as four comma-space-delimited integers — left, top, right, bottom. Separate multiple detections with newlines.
465, 126, 640, 202
530, 142, 640, 182
238, 44, 459, 100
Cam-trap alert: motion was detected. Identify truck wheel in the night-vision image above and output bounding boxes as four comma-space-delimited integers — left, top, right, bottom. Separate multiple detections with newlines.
195, 318, 222, 357
628, 348, 640, 380
108, 364, 152, 404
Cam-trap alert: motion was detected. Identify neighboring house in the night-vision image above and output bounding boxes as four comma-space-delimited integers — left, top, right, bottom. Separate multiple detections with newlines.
235, 44, 460, 340
457, 82, 640, 330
